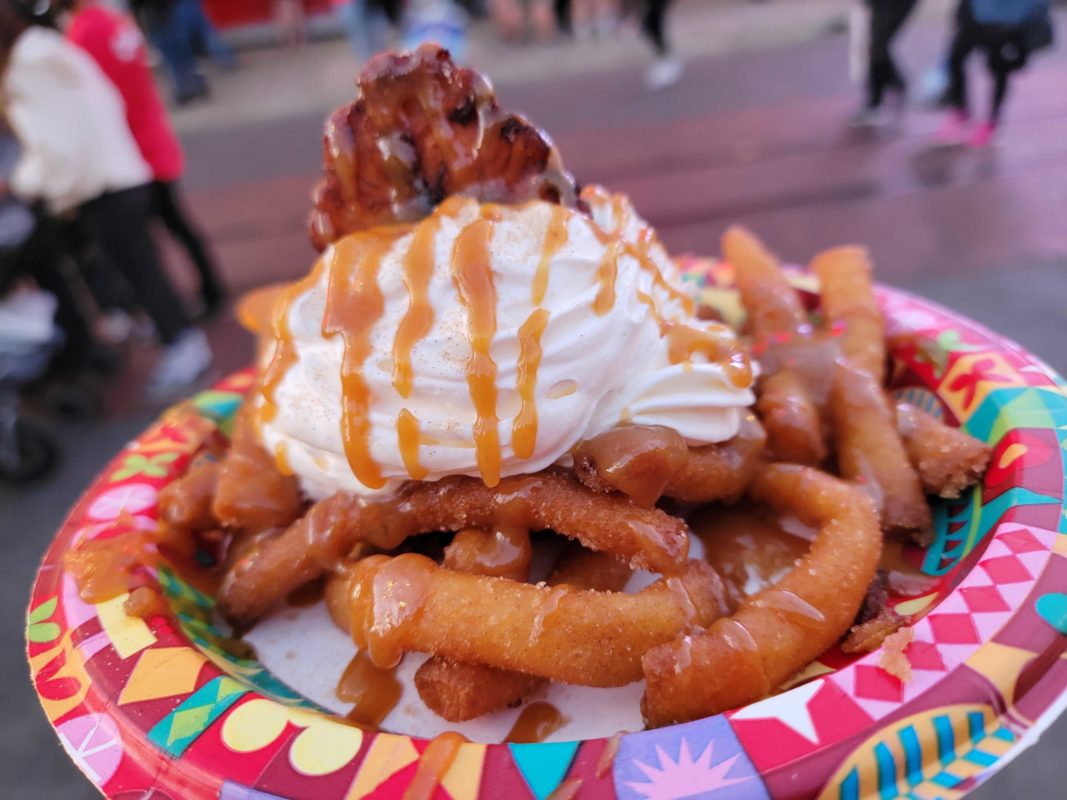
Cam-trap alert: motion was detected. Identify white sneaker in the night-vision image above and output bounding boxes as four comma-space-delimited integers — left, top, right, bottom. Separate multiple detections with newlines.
146, 328, 212, 399
848, 106, 888, 128
645, 57, 683, 91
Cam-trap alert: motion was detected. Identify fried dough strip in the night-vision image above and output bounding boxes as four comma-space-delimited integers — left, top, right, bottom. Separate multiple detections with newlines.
415, 545, 632, 721
218, 472, 689, 626
756, 370, 827, 464
573, 415, 766, 505
896, 403, 991, 499
723, 226, 825, 465
830, 363, 932, 537
811, 246, 885, 381
212, 407, 303, 534
723, 226, 807, 335
344, 554, 726, 687
159, 459, 220, 531
641, 464, 881, 726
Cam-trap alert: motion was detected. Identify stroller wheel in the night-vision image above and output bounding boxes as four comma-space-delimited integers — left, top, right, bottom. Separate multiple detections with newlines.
0, 416, 59, 484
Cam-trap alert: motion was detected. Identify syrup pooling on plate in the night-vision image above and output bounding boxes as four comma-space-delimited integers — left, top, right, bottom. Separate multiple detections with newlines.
505, 701, 569, 743
336, 651, 402, 727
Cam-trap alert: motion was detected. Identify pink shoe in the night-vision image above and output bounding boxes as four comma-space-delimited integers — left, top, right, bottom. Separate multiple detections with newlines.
935, 110, 970, 145
968, 121, 997, 148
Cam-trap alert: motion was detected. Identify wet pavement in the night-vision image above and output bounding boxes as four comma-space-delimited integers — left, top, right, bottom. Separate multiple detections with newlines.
3, 6, 1067, 797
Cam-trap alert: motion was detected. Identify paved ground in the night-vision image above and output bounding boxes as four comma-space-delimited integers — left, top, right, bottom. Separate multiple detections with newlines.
3, 3, 1067, 796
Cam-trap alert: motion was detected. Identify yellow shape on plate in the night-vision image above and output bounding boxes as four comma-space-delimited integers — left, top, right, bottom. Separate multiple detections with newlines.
118, 647, 206, 705
345, 732, 420, 799
96, 594, 155, 658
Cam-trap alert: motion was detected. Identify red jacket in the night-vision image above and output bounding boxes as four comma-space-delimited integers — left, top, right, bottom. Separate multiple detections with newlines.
67, 6, 183, 182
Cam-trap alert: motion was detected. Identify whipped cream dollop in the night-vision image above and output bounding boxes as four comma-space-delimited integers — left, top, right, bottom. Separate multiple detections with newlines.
254, 187, 754, 500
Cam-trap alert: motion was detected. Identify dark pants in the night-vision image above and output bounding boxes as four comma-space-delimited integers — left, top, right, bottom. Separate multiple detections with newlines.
867, 0, 920, 109
643, 0, 673, 56
151, 181, 225, 307
8, 213, 98, 370
945, 5, 1024, 124
80, 186, 189, 345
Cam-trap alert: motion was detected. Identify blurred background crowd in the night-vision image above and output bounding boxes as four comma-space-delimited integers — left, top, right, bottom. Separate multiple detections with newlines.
1, 0, 1065, 796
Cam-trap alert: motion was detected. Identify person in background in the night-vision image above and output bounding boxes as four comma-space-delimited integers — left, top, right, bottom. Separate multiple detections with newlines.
0, 0, 212, 396
851, 0, 920, 127
334, 0, 393, 61
642, 0, 682, 91
63, 0, 228, 319
131, 0, 235, 105
937, 0, 1054, 147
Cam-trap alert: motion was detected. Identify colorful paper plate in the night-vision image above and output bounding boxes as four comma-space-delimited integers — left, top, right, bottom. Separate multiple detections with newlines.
27, 267, 1067, 799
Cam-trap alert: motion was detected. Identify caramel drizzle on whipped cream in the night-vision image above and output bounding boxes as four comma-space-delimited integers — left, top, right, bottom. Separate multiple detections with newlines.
452, 209, 504, 486
248, 193, 751, 490
323, 228, 406, 490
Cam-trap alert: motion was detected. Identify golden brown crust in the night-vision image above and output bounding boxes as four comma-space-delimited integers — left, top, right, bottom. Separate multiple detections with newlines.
756, 370, 826, 465
641, 464, 882, 726
217, 470, 689, 626
211, 408, 303, 534
829, 363, 932, 538
345, 555, 727, 687
811, 246, 886, 382
573, 416, 766, 505
896, 403, 991, 499
309, 44, 578, 250
415, 545, 632, 721
159, 459, 220, 531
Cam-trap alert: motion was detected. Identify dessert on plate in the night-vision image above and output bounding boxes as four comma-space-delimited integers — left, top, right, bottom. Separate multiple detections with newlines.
65, 45, 992, 734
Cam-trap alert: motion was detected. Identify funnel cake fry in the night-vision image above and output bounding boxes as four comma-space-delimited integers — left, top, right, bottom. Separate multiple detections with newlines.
415, 545, 631, 721
340, 554, 726, 687
896, 403, 992, 499
724, 227, 826, 465
573, 415, 766, 506
212, 407, 303, 534
811, 246, 885, 382
218, 470, 690, 626
641, 464, 881, 726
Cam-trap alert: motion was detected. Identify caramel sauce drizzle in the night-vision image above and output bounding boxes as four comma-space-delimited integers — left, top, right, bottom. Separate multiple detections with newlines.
529, 584, 571, 644
593, 242, 619, 316
336, 651, 402, 728
665, 576, 700, 628
512, 308, 550, 460
274, 442, 292, 476
505, 701, 569, 743
258, 260, 326, 427
531, 205, 570, 305
402, 731, 468, 800
451, 214, 502, 486
393, 213, 443, 398
350, 553, 435, 668
753, 588, 827, 628
397, 408, 428, 480
323, 231, 404, 490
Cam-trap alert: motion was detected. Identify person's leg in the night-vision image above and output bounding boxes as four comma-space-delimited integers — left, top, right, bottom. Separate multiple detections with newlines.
189, 0, 237, 68
80, 188, 189, 346
19, 215, 96, 369
641, 0, 669, 57
151, 181, 227, 312
642, 0, 682, 90
153, 5, 204, 101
